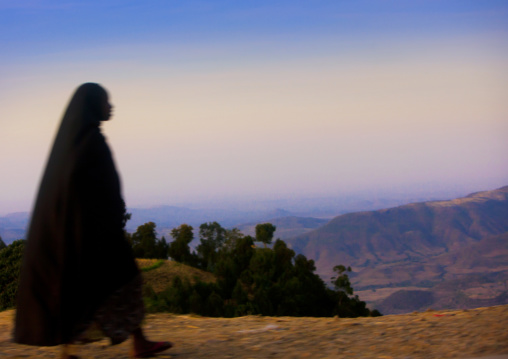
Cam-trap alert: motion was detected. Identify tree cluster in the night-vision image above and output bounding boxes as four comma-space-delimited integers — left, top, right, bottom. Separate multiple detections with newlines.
122, 202, 169, 260
0, 218, 381, 318
127, 222, 169, 259
145, 222, 381, 318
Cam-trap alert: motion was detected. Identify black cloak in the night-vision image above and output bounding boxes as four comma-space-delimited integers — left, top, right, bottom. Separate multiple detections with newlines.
14, 83, 140, 346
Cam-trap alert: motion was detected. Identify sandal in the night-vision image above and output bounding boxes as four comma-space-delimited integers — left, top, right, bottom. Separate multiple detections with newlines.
134, 341, 173, 358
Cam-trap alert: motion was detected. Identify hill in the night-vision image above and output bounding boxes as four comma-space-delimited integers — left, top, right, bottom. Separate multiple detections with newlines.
285, 186, 508, 313
137, 259, 215, 293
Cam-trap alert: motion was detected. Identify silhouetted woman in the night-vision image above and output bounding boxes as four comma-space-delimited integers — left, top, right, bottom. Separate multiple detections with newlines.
14, 83, 172, 358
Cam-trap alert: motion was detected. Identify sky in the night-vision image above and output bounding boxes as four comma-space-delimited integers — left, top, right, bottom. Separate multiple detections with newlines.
1, 0, 507, 215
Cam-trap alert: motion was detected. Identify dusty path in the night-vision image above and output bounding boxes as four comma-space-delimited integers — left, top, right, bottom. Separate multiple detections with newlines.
1, 305, 507, 358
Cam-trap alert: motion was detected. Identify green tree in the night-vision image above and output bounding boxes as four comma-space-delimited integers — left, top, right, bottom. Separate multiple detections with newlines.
273, 239, 295, 279
290, 254, 333, 316
222, 228, 244, 252
255, 223, 276, 247
130, 222, 168, 259
131, 222, 155, 258
142, 222, 379, 318
156, 236, 169, 259
120, 199, 131, 230
329, 264, 378, 317
196, 222, 226, 271
248, 248, 276, 315
331, 264, 353, 311
215, 235, 255, 300
121, 199, 133, 247
0, 236, 6, 250
331, 265, 353, 295
168, 224, 196, 265
0, 240, 25, 310
156, 276, 193, 314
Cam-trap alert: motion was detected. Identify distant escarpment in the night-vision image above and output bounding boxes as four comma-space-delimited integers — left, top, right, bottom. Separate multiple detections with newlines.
285, 186, 508, 313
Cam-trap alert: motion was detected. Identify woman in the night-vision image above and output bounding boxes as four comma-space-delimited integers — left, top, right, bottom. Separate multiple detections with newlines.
14, 83, 172, 358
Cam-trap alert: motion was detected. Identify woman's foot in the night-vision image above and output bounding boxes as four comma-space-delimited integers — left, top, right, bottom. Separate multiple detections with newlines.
133, 341, 173, 358
132, 327, 173, 357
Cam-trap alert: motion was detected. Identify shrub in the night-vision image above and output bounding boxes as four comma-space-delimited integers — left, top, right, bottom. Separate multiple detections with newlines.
0, 240, 25, 310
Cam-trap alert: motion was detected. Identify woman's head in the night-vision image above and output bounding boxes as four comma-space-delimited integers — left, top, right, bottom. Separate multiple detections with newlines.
52, 83, 114, 148
74, 83, 112, 122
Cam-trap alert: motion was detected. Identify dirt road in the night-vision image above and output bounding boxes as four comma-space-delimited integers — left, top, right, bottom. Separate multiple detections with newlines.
1, 305, 507, 358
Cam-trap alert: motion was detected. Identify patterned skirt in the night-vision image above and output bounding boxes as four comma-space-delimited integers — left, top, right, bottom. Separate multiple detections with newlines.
74, 274, 145, 345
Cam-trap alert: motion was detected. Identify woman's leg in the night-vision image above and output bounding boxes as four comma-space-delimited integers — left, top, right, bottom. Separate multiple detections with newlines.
131, 327, 150, 351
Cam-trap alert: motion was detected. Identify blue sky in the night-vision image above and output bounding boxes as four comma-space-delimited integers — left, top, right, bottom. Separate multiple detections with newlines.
2, 1, 507, 59
1, 0, 507, 214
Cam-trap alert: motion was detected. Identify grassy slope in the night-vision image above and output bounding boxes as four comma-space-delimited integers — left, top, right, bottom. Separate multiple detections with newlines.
137, 259, 216, 293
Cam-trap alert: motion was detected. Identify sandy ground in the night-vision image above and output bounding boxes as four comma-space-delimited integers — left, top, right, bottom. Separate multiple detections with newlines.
0, 305, 507, 358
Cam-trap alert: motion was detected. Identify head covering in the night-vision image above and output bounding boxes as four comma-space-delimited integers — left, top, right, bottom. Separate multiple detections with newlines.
14, 83, 139, 346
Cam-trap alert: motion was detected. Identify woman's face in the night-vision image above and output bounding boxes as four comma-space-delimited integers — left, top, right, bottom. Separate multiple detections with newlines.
101, 93, 113, 121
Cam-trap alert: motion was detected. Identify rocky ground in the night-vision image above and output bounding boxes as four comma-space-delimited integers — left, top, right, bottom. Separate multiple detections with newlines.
0, 305, 507, 358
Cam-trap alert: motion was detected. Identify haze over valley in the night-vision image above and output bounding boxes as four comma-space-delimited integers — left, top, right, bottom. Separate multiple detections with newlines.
0, 183, 487, 244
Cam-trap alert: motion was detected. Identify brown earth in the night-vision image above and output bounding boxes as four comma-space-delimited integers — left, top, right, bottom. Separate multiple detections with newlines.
1, 304, 507, 358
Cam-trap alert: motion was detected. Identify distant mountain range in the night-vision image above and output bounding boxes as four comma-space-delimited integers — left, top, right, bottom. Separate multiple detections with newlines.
2, 188, 458, 244
0, 212, 29, 244
236, 216, 329, 240
284, 186, 508, 313
126, 206, 295, 232
0, 207, 293, 244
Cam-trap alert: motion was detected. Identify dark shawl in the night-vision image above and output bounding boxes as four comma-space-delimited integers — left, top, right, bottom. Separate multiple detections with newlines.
14, 83, 140, 346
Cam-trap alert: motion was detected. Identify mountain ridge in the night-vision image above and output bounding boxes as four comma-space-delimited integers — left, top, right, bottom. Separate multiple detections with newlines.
284, 186, 508, 313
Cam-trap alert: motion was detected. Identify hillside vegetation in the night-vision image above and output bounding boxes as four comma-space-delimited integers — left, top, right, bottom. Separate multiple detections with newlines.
1, 225, 379, 318
135, 222, 380, 317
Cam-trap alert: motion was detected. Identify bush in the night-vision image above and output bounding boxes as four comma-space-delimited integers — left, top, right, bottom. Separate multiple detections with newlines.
0, 240, 25, 310
147, 230, 382, 318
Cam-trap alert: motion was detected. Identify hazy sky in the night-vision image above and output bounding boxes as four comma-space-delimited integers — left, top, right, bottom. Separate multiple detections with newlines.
1, 0, 507, 215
